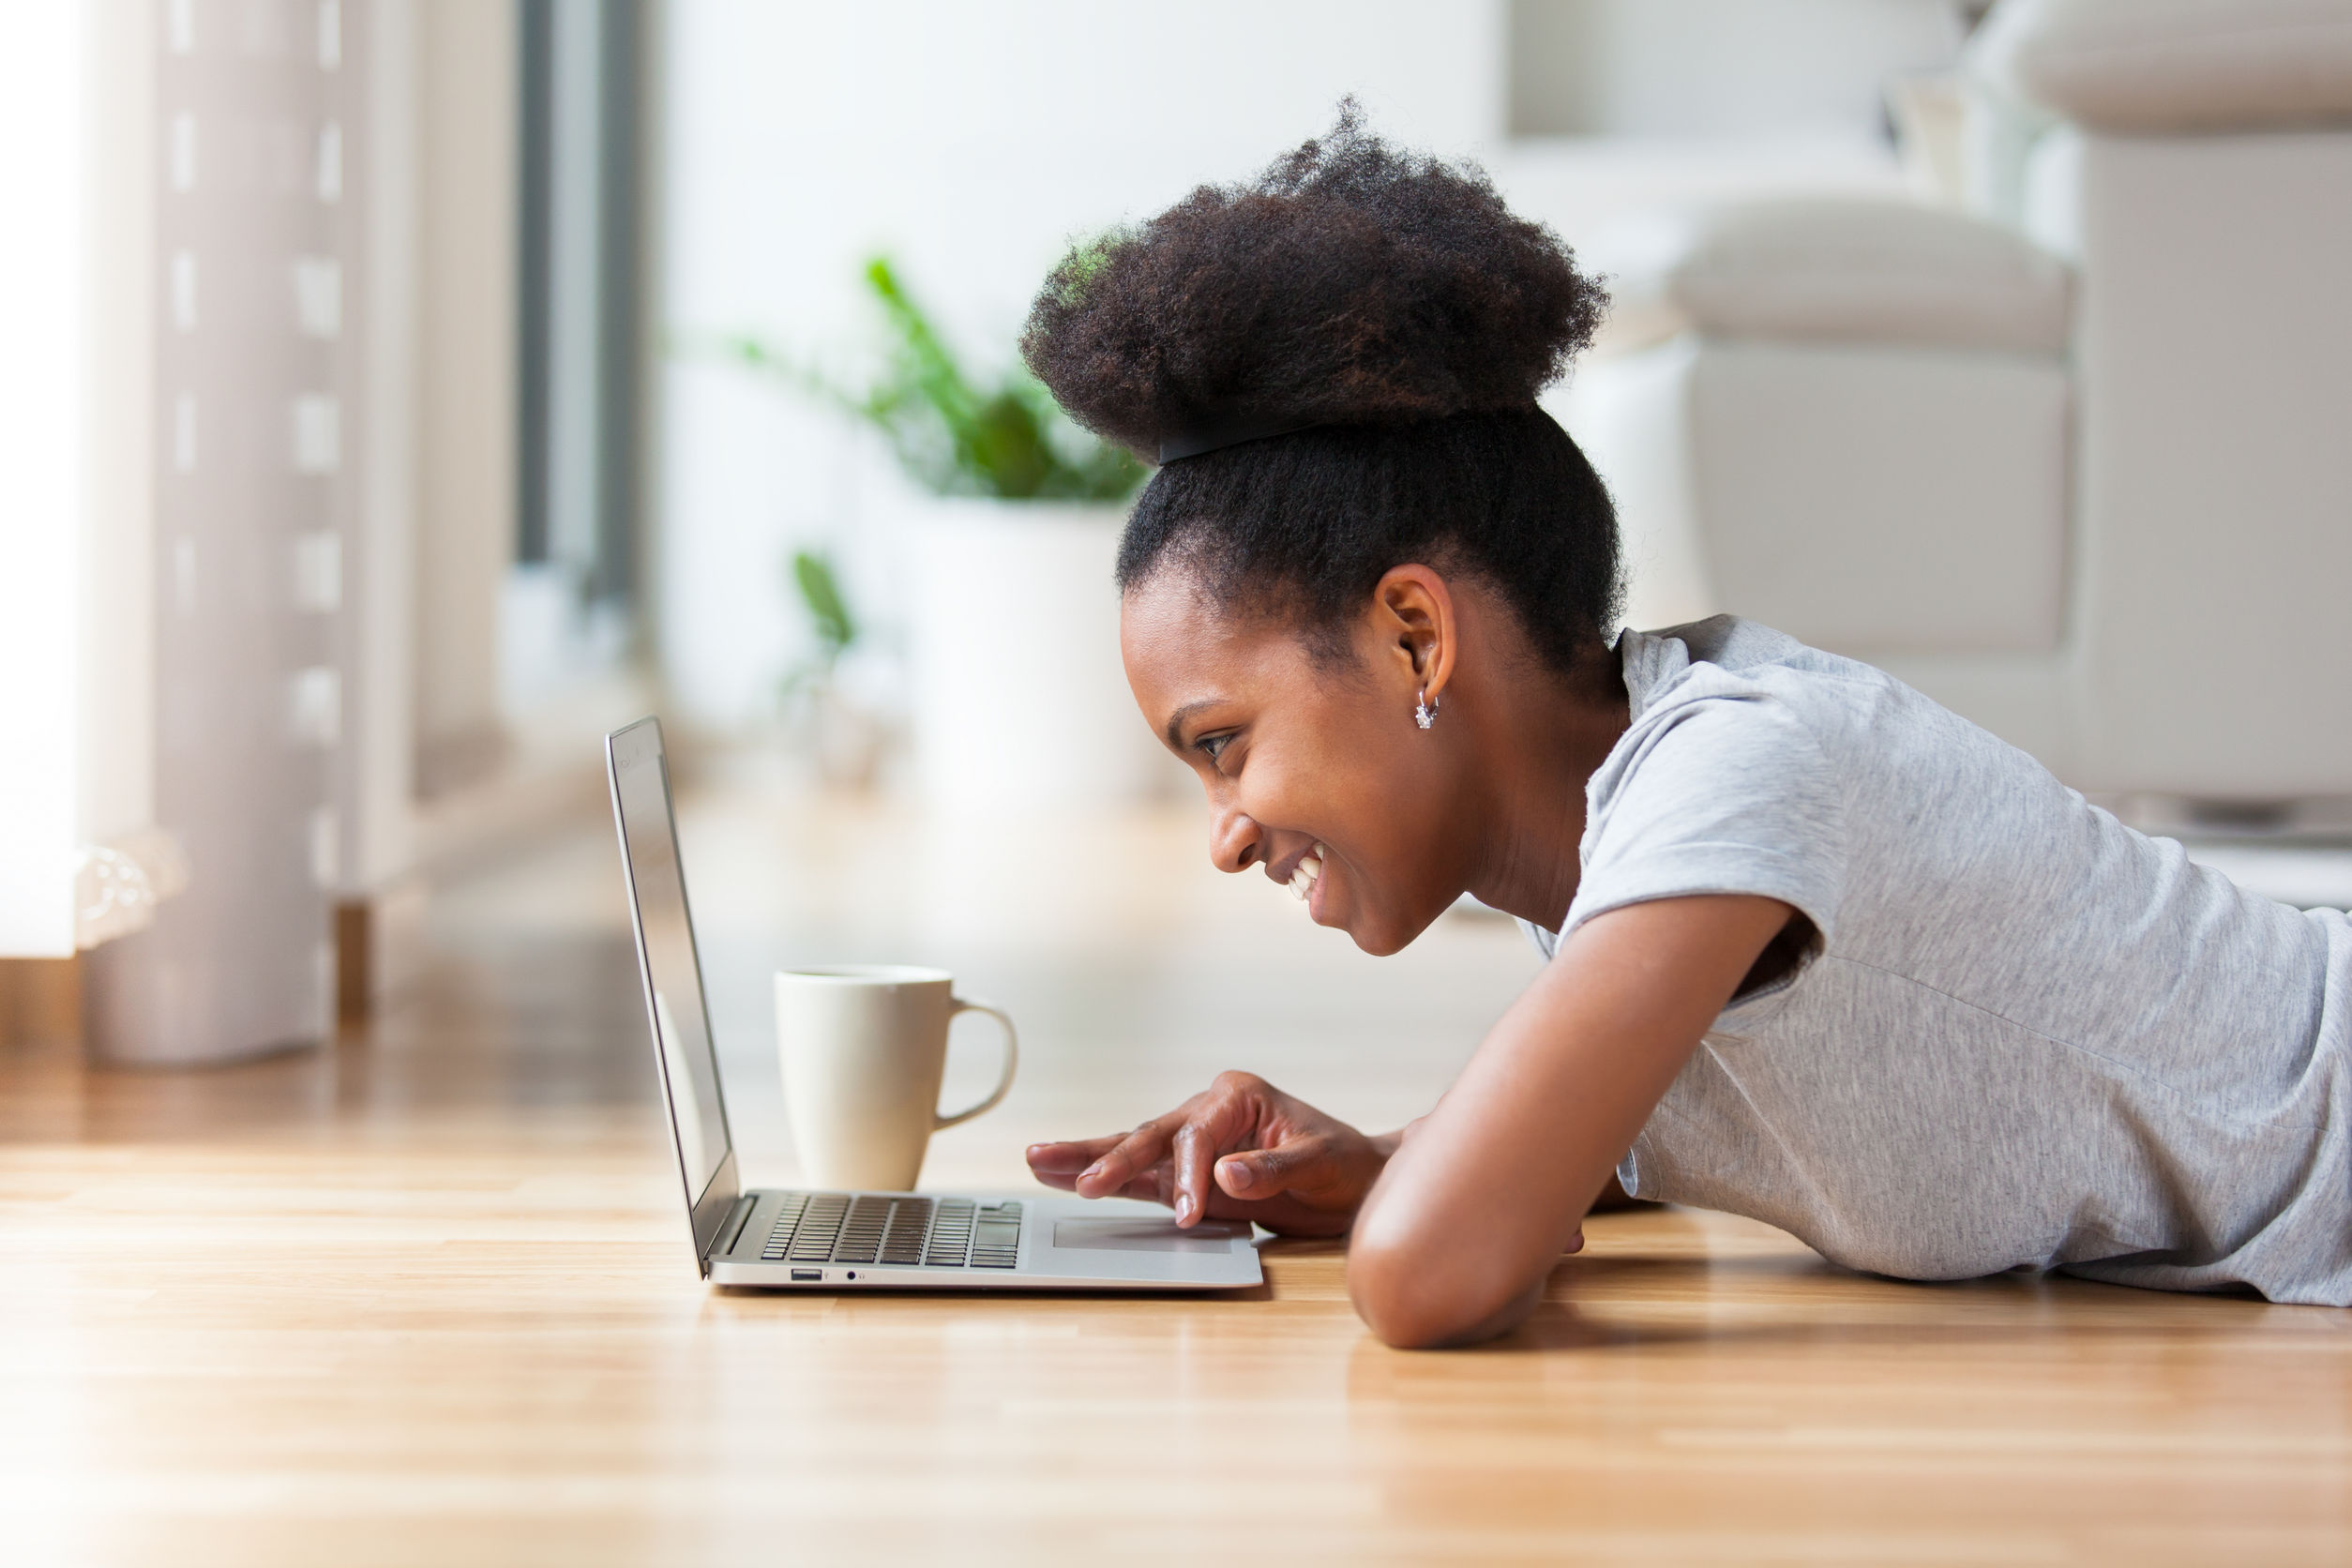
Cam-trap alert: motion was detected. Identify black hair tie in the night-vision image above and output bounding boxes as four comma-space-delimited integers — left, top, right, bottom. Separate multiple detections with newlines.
1156, 411, 1322, 464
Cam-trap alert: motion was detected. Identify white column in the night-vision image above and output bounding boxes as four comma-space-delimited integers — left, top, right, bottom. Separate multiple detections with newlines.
83, 0, 362, 1063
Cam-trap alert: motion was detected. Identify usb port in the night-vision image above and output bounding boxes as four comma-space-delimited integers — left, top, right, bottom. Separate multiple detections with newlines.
790, 1269, 822, 1282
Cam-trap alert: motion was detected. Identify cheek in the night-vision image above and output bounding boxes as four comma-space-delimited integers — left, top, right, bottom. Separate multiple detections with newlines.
1246, 696, 1430, 854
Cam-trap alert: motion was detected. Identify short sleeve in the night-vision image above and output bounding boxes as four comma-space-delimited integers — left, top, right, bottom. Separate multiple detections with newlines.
1516, 916, 1560, 961
1561, 686, 1848, 947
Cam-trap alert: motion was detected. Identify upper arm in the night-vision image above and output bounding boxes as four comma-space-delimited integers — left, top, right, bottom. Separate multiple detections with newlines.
1348, 893, 1797, 1349
1567, 687, 1847, 949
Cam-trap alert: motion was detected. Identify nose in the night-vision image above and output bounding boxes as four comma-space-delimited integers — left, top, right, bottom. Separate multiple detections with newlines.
1209, 800, 1264, 875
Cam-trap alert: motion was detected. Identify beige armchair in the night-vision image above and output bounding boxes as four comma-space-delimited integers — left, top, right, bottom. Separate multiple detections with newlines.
1563, 0, 2352, 803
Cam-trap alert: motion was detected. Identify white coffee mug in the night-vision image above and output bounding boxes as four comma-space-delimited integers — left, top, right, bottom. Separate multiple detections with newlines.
774, 965, 1018, 1192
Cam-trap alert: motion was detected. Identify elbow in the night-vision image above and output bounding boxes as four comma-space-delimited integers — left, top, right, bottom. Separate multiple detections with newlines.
1347, 1230, 1540, 1350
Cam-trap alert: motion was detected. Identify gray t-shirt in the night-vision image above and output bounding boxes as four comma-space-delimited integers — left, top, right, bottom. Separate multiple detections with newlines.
1523, 617, 2352, 1304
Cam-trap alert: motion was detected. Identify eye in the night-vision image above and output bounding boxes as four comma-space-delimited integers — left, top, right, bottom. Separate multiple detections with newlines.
1196, 731, 1235, 765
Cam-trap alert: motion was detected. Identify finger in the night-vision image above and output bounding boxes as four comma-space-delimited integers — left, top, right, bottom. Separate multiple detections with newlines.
1075, 1121, 1177, 1199
1135, 1167, 1174, 1207
1565, 1229, 1586, 1255
1170, 1118, 1218, 1228
1173, 1084, 1273, 1225
1214, 1137, 1320, 1201
1035, 1158, 1172, 1205
1026, 1137, 1123, 1176
1095, 1159, 1174, 1206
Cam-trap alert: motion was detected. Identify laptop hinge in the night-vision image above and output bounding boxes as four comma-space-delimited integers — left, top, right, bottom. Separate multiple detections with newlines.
707, 1194, 757, 1272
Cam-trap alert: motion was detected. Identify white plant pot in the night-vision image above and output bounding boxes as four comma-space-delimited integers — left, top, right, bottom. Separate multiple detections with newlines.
900, 497, 1168, 811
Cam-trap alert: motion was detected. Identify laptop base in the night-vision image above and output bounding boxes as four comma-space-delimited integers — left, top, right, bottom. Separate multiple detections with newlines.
708, 1191, 1261, 1289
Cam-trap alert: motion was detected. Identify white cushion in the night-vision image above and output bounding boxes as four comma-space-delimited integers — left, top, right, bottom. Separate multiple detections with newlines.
1970, 0, 2352, 134
1561, 339, 2072, 656
1587, 198, 2073, 358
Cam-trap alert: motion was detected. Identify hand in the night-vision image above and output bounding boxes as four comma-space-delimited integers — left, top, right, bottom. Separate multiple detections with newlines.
1026, 1072, 1391, 1236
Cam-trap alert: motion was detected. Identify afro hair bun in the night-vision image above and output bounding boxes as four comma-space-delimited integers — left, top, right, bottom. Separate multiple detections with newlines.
1021, 101, 1606, 460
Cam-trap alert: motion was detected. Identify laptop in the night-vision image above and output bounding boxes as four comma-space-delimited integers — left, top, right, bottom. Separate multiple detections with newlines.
606, 716, 1263, 1291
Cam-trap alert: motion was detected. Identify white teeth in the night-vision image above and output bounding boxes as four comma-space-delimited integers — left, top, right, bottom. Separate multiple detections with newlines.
1289, 849, 1326, 901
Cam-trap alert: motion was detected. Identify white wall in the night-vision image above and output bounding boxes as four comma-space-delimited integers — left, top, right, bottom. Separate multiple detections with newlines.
656, 0, 1508, 728
1509, 0, 1965, 138
0, 5, 103, 955
0, 1, 164, 957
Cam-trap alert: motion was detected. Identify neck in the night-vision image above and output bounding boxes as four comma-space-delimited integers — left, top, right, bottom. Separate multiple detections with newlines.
1458, 646, 1629, 931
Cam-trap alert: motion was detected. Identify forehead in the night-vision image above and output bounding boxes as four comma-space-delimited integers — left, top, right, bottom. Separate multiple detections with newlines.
1119, 568, 1310, 698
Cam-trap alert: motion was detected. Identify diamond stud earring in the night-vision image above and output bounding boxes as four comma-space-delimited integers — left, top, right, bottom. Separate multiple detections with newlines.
1415, 687, 1440, 730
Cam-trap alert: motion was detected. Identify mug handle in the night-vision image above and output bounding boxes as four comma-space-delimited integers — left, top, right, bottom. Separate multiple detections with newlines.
934, 996, 1018, 1130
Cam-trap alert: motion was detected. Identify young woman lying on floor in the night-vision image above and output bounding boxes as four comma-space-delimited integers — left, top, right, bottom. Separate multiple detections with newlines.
1017, 111, 2352, 1348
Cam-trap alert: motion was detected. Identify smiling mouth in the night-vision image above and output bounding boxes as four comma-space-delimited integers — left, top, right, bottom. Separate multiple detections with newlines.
1289, 842, 1329, 902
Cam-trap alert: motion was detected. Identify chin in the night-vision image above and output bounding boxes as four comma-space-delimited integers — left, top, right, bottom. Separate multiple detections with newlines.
1343, 915, 1413, 958
1341, 900, 1452, 958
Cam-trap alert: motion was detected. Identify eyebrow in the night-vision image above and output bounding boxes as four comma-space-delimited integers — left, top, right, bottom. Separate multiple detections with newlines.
1163, 699, 1220, 751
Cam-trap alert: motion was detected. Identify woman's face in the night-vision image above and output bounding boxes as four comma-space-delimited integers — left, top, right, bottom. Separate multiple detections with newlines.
1120, 565, 1471, 957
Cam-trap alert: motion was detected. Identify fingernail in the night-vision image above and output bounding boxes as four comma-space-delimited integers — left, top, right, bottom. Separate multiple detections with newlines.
1219, 1160, 1248, 1191
1175, 1192, 1194, 1222
1079, 1161, 1105, 1183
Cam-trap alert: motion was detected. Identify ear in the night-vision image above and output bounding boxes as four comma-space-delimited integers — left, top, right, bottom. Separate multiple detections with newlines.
1370, 565, 1457, 702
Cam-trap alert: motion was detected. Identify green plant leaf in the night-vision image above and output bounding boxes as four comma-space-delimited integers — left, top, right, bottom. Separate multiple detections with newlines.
792, 550, 854, 656
688, 257, 1147, 505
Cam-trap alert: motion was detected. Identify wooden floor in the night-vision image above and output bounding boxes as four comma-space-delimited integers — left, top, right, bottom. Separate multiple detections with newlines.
5, 776, 2351, 1565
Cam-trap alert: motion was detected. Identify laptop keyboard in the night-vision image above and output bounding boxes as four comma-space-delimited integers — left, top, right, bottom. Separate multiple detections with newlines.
754, 1194, 1023, 1270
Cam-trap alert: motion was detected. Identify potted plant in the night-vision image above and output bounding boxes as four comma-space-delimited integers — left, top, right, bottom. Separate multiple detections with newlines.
776, 547, 885, 790
720, 260, 1168, 811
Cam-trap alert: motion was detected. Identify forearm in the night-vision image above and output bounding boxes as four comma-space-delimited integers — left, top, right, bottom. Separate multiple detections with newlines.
1347, 896, 1791, 1348
1341, 1124, 1623, 1232
1349, 1084, 1626, 1349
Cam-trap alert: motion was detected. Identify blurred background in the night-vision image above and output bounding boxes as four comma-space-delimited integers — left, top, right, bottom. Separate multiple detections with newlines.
4, 1, 2349, 1155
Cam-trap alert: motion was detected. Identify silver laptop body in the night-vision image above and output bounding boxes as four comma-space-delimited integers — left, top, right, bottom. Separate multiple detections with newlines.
607, 717, 1263, 1291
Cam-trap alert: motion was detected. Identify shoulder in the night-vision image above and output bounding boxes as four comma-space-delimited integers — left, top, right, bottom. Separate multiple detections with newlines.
1623, 616, 1899, 719
1567, 620, 1863, 944
1600, 617, 1888, 801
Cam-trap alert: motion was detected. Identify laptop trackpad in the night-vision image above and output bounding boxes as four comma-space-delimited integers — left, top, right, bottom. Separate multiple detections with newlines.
1053, 1217, 1245, 1253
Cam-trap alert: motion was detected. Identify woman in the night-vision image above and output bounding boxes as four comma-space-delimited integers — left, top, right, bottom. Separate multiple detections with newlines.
1017, 113, 2352, 1348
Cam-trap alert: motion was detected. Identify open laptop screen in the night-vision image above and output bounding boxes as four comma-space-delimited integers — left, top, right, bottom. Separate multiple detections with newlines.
607, 719, 732, 1205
